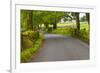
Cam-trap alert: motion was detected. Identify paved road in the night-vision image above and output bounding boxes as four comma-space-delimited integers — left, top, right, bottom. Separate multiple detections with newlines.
30, 34, 89, 62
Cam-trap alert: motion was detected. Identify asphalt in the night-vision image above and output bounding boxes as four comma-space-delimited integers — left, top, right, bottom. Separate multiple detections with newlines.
30, 33, 89, 62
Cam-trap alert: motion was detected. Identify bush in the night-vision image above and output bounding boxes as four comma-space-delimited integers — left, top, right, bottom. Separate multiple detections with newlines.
21, 31, 35, 41
21, 32, 44, 62
21, 38, 34, 51
80, 29, 89, 44
21, 31, 35, 50
69, 28, 89, 44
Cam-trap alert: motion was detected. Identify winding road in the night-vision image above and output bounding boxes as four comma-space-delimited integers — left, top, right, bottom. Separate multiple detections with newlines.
30, 34, 89, 62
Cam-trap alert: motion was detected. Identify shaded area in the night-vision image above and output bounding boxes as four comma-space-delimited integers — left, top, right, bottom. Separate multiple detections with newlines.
29, 34, 89, 62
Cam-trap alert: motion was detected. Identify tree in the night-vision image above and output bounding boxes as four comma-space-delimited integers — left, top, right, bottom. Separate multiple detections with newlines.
86, 13, 90, 25
63, 12, 73, 22
21, 10, 33, 31
75, 13, 80, 36
21, 10, 28, 31
27, 10, 33, 30
50, 12, 65, 29
42, 11, 51, 29
53, 12, 57, 29
32, 11, 42, 29
32, 11, 45, 38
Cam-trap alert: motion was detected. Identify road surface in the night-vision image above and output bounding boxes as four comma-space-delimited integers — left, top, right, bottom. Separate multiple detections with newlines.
30, 34, 89, 62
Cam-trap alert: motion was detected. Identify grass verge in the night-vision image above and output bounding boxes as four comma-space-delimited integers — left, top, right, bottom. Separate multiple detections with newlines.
49, 27, 72, 36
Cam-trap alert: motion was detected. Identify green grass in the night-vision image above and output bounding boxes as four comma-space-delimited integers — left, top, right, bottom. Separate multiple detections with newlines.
21, 33, 44, 62
49, 27, 72, 36
80, 23, 89, 30
57, 22, 76, 27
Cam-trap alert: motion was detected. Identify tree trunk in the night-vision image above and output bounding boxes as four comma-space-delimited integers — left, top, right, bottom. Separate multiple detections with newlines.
53, 12, 57, 29
44, 23, 49, 29
53, 23, 57, 29
75, 13, 80, 37
86, 13, 90, 25
36, 25, 40, 38
27, 10, 33, 30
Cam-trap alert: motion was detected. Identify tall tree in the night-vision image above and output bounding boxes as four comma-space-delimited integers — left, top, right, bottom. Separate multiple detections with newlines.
32, 11, 43, 38
75, 12, 80, 36
21, 10, 33, 31
51, 11, 65, 29
63, 12, 73, 22
86, 13, 90, 25
53, 12, 57, 29
27, 10, 33, 30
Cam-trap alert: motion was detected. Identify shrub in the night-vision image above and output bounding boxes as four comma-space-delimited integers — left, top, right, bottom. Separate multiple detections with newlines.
21, 38, 34, 51
79, 29, 89, 44
21, 32, 44, 62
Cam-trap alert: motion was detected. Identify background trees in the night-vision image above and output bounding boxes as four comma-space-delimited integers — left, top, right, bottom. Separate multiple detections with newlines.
21, 10, 33, 31
75, 13, 80, 36
21, 10, 90, 38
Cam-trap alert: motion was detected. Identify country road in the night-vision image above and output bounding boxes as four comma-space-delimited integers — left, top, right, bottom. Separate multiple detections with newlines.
30, 34, 89, 62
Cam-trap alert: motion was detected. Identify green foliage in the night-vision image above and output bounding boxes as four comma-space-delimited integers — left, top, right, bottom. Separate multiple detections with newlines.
32, 11, 44, 26
49, 27, 72, 36
22, 31, 35, 36
21, 38, 34, 50
21, 10, 29, 31
21, 32, 44, 62
70, 23, 89, 44
21, 10, 33, 31
80, 22, 89, 30
21, 31, 36, 50
80, 29, 89, 44
49, 22, 89, 44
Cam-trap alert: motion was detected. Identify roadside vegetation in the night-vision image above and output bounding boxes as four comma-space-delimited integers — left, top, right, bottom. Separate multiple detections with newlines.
49, 22, 89, 44
21, 32, 44, 62
21, 31, 44, 62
